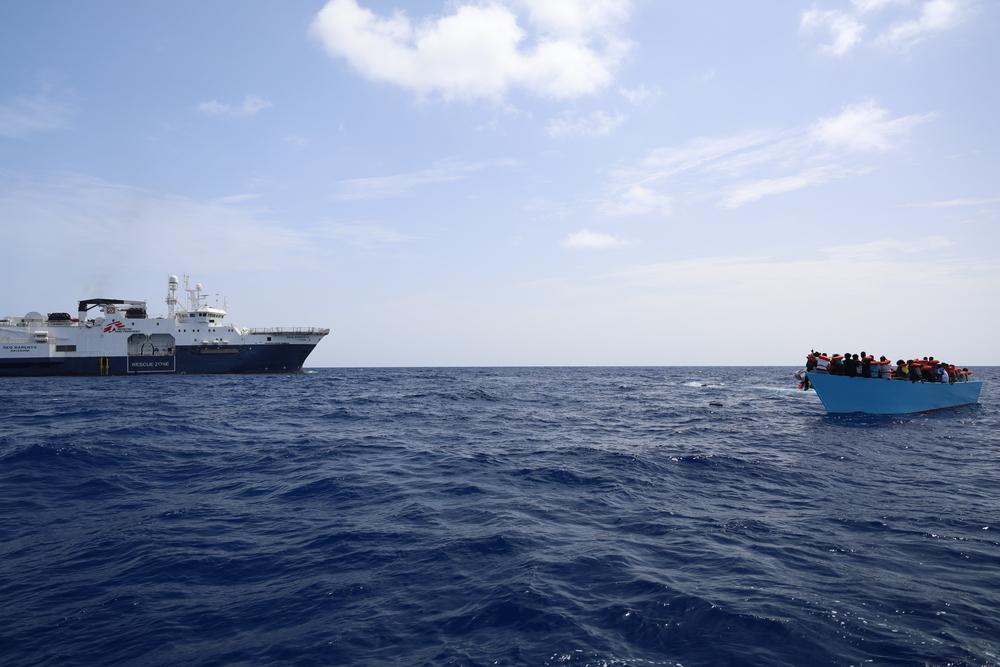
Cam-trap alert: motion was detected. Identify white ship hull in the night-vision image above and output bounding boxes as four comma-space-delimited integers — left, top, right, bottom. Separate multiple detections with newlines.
1, 276, 329, 377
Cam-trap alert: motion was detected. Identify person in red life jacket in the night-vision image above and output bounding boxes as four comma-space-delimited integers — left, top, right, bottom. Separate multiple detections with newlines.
806, 351, 817, 371
962, 368, 973, 382
877, 356, 892, 379
946, 365, 958, 383
815, 353, 831, 372
908, 360, 923, 383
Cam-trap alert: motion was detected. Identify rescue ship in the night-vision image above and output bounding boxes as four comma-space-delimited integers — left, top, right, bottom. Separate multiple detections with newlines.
0, 276, 329, 377
806, 372, 982, 415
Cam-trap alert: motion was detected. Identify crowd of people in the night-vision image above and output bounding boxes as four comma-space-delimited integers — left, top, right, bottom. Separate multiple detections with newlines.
800, 351, 974, 389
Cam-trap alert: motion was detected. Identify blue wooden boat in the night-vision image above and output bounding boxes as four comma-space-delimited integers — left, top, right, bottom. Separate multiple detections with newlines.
806, 372, 982, 415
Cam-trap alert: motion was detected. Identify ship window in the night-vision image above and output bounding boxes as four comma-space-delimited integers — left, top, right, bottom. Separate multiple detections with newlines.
56, 344, 76, 352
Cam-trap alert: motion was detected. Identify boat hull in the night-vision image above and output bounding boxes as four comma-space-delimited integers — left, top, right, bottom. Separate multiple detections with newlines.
807, 372, 982, 415
0, 343, 318, 377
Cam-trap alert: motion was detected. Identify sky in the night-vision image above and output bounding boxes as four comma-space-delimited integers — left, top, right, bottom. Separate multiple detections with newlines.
1, 0, 998, 366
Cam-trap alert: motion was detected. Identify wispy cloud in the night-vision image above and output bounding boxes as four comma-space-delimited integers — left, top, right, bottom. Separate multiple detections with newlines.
562, 229, 627, 249
811, 98, 932, 152
852, 0, 913, 13
907, 197, 1000, 208
800, 8, 866, 56
546, 110, 625, 138
310, 0, 633, 100
0, 176, 415, 277
619, 84, 659, 105
600, 99, 927, 213
322, 222, 410, 248
722, 167, 850, 208
801, 0, 966, 55
595, 250, 997, 361
197, 95, 272, 117
600, 184, 672, 217
877, 0, 965, 49
0, 176, 307, 272
213, 193, 262, 205
334, 158, 514, 201
820, 234, 953, 259
0, 88, 73, 138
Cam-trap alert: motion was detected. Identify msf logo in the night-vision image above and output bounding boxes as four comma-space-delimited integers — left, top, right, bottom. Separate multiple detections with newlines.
103, 320, 125, 333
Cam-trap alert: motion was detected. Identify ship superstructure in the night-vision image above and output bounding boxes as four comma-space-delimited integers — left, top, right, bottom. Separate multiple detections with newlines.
0, 276, 329, 376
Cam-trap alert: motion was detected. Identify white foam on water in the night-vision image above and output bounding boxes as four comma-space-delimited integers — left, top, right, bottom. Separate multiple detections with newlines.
747, 385, 811, 395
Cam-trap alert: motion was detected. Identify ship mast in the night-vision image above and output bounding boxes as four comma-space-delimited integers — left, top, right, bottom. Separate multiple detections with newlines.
166, 275, 179, 318
182, 275, 205, 311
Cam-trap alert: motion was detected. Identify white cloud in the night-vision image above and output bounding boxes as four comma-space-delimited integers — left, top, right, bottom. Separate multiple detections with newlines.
0, 89, 73, 138
546, 110, 625, 138
800, 8, 865, 56
334, 158, 514, 200
877, 0, 964, 49
601, 100, 928, 211
811, 99, 930, 152
601, 184, 672, 217
562, 229, 627, 249
310, 0, 631, 100
197, 95, 272, 117
517, 0, 632, 37
802, 0, 963, 55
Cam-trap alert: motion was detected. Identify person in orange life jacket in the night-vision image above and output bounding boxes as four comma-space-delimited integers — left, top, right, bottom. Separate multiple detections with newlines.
877, 356, 892, 379
860, 352, 871, 378
806, 351, 817, 371
830, 354, 844, 375
908, 360, 922, 382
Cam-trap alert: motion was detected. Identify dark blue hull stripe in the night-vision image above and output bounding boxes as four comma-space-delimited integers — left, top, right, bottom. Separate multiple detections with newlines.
0, 344, 318, 377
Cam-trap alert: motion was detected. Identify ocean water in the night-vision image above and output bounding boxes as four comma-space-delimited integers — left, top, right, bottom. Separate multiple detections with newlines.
1, 367, 998, 666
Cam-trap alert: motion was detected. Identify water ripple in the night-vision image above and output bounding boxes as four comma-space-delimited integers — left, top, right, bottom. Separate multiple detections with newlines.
0, 367, 998, 666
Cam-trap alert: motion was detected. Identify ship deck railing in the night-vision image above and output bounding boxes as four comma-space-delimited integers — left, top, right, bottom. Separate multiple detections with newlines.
246, 327, 330, 335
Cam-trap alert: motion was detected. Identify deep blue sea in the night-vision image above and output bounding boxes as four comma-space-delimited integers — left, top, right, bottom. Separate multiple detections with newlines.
1, 367, 998, 666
